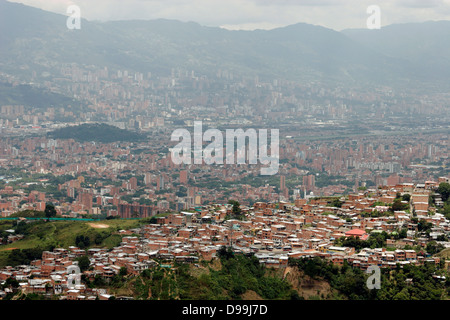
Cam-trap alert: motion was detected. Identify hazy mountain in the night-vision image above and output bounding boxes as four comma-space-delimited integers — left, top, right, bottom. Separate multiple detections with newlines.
0, 0, 447, 87
0, 81, 83, 110
342, 21, 450, 81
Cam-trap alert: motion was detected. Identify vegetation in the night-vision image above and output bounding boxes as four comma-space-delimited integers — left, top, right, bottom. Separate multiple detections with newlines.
329, 198, 343, 208
6, 248, 49, 267
335, 232, 389, 251
100, 247, 297, 300
224, 200, 245, 221
0, 219, 144, 267
390, 194, 410, 212
437, 183, 450, 219
10, 210, 46, 218
361, 209, 393, 218
0, 81, 84, 111
228, 200, 242, 215
289, 256, 447, 300
76, 255, 91, 272
44, 204, 57, 218
48, 123, 146, 143
438, 182, 450, 203
106, 249, 449, 300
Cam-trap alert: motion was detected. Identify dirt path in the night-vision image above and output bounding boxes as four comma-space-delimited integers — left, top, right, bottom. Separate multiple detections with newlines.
88, 223, 109, 229
0, 247, 18, 251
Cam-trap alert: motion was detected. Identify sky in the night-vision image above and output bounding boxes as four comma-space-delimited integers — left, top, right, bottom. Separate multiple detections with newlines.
8, 0, 450, 31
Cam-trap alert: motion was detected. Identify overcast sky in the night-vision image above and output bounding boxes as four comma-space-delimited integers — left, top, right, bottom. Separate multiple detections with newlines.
9, 0, 450, 31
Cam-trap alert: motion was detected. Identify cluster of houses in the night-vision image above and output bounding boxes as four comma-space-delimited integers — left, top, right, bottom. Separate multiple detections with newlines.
0, 179, 448, 300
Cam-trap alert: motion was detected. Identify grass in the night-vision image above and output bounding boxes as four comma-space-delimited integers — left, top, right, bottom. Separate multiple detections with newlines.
436, 247, 450, 259
0, 218, 145, 267
0, 221, 14, 232
0, 251, 10, 267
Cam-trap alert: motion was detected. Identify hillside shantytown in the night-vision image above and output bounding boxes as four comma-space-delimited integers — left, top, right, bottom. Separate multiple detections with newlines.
1, 0, 450, 302
0, 178, 449, 300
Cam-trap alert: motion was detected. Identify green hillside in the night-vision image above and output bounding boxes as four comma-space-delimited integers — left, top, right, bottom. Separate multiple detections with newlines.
48, 123, 146, 143
0, 219, 143, 267
101, 247, 299, 300
0, 82, 84, 111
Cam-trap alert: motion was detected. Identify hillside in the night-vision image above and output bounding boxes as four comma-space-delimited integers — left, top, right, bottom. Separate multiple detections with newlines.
0, 0, 442, 88
0, 82, 84, 111
48, 123, 146, 143
73, 249, 450, 300
0, 218, 143, 267
1, 217, 449, 300
342, 21, 450, 82
105, 248, 300, 300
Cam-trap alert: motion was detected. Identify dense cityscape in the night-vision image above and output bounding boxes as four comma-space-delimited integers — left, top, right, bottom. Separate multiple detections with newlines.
0, 0, 449, 305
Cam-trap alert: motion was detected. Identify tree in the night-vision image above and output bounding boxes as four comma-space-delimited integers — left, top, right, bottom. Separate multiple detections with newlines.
437, 182, 450, 203
75, 235, 90, 249
76, 256, 91, 272
94, 233, 105, 245
399, 228, 408, 239
391, 199, 408, 212
93, 274, 106, 287
393, 288, 410, 300
217, 246, 234, 260
228, 200, 242, 216
44, 204, 57, 218
131, 211, 140, 218
418, 219, 432, 233
4, 277, 19, 289
330, 198, 343, 208
426, 241, 444, 255
442, 202, 450, 218
402, 194, 411, 202
119, 267, 128, 276
7, 248, 45, 267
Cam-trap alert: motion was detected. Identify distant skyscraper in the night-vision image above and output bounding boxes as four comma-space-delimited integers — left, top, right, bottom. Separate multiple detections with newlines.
180, 170, 188, 184
303, 174, 315, 191
280, 175, 286, 191
129, 177, 138, 190
79, 192, 93, 211
157, 175, 164, 191
67, 187, 75, 198
144, 173, 152, 186
118, 203, 153, 219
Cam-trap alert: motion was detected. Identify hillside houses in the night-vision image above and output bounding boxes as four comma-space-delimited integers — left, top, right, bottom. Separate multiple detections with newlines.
0, 180, 449, 299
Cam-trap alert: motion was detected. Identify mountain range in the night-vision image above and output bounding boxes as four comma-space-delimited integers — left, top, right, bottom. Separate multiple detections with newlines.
1, 0, 450, 88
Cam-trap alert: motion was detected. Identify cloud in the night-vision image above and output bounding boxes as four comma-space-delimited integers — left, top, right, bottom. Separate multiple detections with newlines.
396, 0, 443, 8
7, 0, 450, 30
249, 0, 342, 6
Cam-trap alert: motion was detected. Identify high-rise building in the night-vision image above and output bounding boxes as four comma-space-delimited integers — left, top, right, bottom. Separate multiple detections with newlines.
180, 170, 188, 184
156, 175, 165, 191
79, 192, 93, 211
67, 187, 75, 198
118, 203, 154, 219
303, 174, 315, 191
129, 177, 138, 190
144, 173, 152, 186
280, 175, 286, 191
